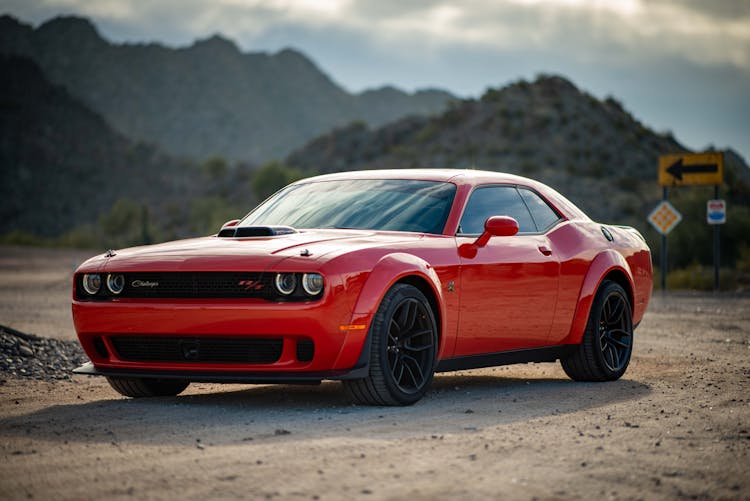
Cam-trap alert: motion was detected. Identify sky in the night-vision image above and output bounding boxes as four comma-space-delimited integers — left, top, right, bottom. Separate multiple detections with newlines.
4, 0, 750, 162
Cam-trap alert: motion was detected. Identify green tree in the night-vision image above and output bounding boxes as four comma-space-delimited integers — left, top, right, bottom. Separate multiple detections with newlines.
189, 197, 238, 235
252, 162, 302, 200
202, 156, 229, 180
99, 198, 141, 247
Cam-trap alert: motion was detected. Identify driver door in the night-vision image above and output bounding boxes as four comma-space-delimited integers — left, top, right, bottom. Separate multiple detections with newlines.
454, 185, 560, 356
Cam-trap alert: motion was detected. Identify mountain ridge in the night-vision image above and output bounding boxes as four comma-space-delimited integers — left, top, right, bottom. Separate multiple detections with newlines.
0, 55, 195, 238
0, 14, 454, 162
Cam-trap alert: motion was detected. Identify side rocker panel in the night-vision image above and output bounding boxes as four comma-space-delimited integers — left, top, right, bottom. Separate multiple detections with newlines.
559, 250, 635, 346
332, 253, 448, 372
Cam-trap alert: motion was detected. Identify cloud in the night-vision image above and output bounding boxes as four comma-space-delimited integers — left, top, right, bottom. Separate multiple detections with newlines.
11, 1, 749, 74
3, 0, 749, 159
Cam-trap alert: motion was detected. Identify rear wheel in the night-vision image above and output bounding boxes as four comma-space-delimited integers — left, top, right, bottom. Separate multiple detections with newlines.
106, 376, 190, 398
561, 280, 633, 381
344, 284, 438, 406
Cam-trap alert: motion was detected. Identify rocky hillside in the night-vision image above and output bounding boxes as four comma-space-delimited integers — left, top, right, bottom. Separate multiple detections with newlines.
0, 55, 196, 237
287, 75, 750, 226
0, 15, 453, 162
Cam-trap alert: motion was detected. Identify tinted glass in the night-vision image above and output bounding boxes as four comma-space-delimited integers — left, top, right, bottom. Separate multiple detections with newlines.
241, 179, 456, 234
458, 186, 535, 234
519, 188, 561, 231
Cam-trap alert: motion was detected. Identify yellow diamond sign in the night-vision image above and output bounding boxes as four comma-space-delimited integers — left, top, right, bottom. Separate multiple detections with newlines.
648, 201, 682, 235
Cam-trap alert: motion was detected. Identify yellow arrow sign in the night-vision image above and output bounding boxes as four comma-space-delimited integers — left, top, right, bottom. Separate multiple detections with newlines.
659, 152, 723, 186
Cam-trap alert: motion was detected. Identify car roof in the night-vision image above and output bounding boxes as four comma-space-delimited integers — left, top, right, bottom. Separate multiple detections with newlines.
301, 168, 534, 187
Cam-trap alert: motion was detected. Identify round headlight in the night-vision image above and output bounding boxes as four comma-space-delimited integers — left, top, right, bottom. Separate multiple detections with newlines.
106, 274, 125, 294
82, 274, 101, 295
275, 273, 297, 295
302, 273, 324, 296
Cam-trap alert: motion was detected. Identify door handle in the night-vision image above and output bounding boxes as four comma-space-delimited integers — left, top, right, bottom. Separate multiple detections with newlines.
538, 245, 552, 256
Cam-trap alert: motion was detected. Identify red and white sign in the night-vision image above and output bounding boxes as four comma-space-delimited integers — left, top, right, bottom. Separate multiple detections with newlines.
707, 199, 726, 225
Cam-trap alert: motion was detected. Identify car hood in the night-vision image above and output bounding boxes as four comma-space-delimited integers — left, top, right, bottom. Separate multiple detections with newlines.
87, 230, 425, 273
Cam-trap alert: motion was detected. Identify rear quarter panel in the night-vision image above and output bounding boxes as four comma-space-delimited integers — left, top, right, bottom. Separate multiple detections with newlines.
548, 221, 652, 346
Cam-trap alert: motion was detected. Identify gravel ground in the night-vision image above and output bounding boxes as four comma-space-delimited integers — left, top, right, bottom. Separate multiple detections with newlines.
0, 245, 749, 500
0, 325, 87, 382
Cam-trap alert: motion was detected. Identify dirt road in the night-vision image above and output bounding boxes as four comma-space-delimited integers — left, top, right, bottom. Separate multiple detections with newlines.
1, 246, 749, 500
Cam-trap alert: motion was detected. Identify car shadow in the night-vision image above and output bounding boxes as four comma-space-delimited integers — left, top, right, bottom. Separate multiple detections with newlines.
0, 371, 651, 446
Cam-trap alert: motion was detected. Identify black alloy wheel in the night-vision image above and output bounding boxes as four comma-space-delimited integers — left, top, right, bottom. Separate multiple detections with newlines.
561, 280, 634, 381
598, 289, 632, 372
385, 296, 436, 395
343, 284, 438, 405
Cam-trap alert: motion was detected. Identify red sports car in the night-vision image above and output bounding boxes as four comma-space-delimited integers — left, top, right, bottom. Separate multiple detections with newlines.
72, 169, 652, 405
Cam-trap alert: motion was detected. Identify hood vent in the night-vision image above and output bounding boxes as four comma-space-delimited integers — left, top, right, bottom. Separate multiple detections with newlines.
219, 225, 298, 238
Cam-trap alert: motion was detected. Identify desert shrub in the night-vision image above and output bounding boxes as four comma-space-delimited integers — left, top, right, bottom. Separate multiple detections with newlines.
0, 230, 47, 246
252, 162, 302, 200
202, 156, 228, 180
99, 198, 142, 248
189, 196, 239, 235
666, 264, 739, 291
414, 123, 439, 143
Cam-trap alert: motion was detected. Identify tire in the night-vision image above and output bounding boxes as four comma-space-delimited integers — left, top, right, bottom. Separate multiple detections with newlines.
343, 284, 438, 406
561, 280, 633, 382
106, 376, 190, 398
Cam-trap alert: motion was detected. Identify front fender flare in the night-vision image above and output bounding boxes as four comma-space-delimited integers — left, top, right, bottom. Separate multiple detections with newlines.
563, 250, 634, 345
332, 252, 446, 373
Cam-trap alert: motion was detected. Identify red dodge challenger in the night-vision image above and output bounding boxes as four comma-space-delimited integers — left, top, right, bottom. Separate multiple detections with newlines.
72, 169, 652, 405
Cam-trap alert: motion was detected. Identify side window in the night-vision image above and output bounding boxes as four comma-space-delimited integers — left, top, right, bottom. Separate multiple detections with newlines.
458, 186, 536, 235
519, 188, 561, 232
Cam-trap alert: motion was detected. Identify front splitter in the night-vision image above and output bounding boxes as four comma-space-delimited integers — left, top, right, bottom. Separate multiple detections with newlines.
73, 361, 368, 384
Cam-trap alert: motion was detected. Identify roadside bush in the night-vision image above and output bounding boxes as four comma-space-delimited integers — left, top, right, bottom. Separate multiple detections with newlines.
252, 162, 302, 200
666, 264, 739, 291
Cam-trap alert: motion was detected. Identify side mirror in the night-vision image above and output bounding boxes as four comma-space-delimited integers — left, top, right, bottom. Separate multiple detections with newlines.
476, 216, 519, 246
459, 216, 519, 258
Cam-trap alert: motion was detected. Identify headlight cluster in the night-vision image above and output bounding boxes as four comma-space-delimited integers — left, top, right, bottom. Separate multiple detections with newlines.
274, 273, 324, 297
77, 271, 325, 300
81, 273, 125, 296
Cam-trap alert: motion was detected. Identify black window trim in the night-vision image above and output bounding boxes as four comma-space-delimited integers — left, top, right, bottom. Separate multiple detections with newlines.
516, 186, 564, 234
455, 183, 564, 237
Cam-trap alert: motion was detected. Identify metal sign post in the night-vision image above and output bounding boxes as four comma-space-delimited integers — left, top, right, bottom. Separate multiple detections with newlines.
656, 152, 724, 292
707, 195, 726, 291
715, 187, 720, 291
647, 198, 682, 291
662, 187, 667, 291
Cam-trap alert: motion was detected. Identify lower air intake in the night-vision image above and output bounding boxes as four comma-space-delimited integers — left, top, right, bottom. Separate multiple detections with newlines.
296, 339, 315, 362
111, 336, 283, 364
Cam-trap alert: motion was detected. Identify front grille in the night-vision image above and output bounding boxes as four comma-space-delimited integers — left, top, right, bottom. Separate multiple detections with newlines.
120, 272, 274, 299
111, 336, 283, 364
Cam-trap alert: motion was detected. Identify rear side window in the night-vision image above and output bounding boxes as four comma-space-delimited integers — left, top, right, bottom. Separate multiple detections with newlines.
458, 186, 536, 234
519, 188, 562, 231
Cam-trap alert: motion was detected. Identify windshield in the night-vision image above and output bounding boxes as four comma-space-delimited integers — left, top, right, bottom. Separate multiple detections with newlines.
241, 179, 457, 234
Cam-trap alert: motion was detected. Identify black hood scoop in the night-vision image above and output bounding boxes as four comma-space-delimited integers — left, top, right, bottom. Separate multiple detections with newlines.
218, 226, 298, 238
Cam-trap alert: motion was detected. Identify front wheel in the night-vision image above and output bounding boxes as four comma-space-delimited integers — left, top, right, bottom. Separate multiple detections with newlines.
106, 376, 190, 398
561, 280, 633, 381
343, 284, 438, 406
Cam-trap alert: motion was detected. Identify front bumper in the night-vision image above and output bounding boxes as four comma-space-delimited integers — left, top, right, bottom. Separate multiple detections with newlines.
71, 296, 371, 377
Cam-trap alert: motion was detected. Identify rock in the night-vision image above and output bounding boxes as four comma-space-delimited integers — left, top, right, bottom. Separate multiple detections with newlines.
0, 326, 88, 381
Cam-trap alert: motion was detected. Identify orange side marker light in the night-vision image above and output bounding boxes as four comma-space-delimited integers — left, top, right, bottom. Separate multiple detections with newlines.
339, 324, 367, 331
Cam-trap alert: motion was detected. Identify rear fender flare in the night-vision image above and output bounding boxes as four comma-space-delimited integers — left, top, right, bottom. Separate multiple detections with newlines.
334, 253, 446, 371
564, 250, 634, 345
